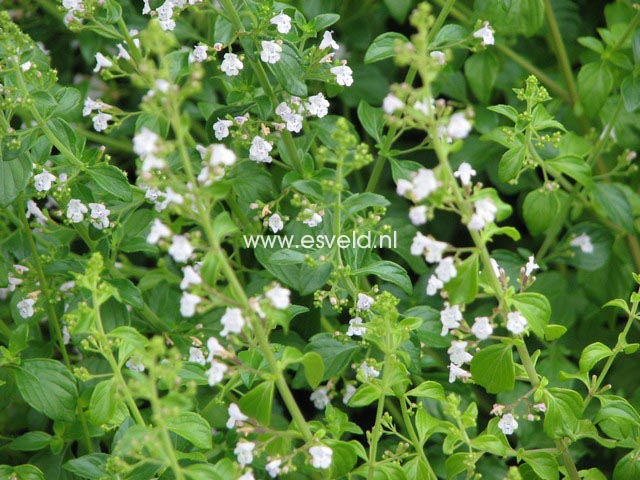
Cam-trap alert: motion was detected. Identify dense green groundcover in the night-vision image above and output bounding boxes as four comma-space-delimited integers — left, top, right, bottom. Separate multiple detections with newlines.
1, 0, 640, 478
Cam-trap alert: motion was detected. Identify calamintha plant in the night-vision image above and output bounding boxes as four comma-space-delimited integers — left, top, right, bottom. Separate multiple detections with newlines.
1, 0, 640, 479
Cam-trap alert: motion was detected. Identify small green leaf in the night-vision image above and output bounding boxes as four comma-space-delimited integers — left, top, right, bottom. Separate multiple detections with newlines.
498, 144, 526, 182
544, 324, 567, 341
352, 261, 412, 294
238, 381, 274, 425
470, 343, 515, 394
621, 76, 640, 112
64, 454, 110, 479
522, 451, 559, 480
383, 0, 412, 22
579, 342, 613, 372
487, 104, 519, 122
88, 165, 132, 201
311, 13, 340, 31
364, 32, 408, 64
348, 383, 381, 407
406, 381, 445, 401
541, 387, 583, 439
444, 254, 479, 304
546, 155, 592, 187
89, 379, 118, 425
14, 359, 78, 422
508, 292, 551, 338
357, 101, 385, 143
269, 45, 307, 97
522, 188, 566, 236
464, 51, 500, 104
8, 432, 52, 452
577, 62, 613, 118
165, 412, 213, 449
603, 298, 630, 315
592, 183, 634, 233
305, 333, 360, 380
0, 151, 32, 207
302, 352, 325, 389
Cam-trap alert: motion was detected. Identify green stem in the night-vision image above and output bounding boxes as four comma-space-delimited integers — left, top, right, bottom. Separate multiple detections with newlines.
399, 399, 437, 479
367, 355, 393, 480
427, 0, 457, 44
543, 0, 579, 107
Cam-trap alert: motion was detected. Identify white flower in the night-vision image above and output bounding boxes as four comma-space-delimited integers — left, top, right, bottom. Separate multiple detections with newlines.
319, 31, 339, 50
447, 112, 472, 140
20, 61, 33, 72
342, 384, 357, 404
156, 1, 176, 31
227, 403, 249, 429
347, 316, 365, 336
410, 168, 441, 201
448, 341, 473, 366
206, 360, 228, 386
188, 347, 206, 365
430, 50, 446, 65
359, 361, 380, 380
275, 102, 292, 119
126, 357, 145, 372
302, 208, 323, 227
268, 214, 284, 233
88, 202, 110, 229
83, 97, 106, 117
26, 200, 47, 225
570, 233, 594, 253
221, 53, 243, 76
454, 162, 477, 186
448, 363, 471, 383
306, 93, 330, 118
382, 93, 404, 114
330, 65, 353, 86
168, 235, 194, 263
266, 459, 282, 478
414, 98, 434, 115
490, 258, 502, 279
270, 11, 291, 34
62, 325, 71, 345
146, 218, 171, 244
220, 307, 245, 336
116, 43, 131, 60
66, 199, 88, 223
309, 445, 333, 469
234, 441, 255, 466
498, 413, 518, 435
33, 169, 56, 192
285, 113, 304, 133
426, 275, 444, 296
238, 473, 255, 480
408, 205, 427, 226
473, 21, 495, 46
265, 285, 290, 309
188, 44, 208, 64
133, 128, 159, 157
17, 298, 36, 319
310, 387, 330, 409
533, 402, 547, 412
506, 311, 528, 335
180, 265, 202, 290
435, 256, 457, 283
249, 136, 273, 163
440, 303, 462, 336
524, 255, 539, 277
206, 336, 226, 361
213, 119, 233, 140
396, 179, 413, 197
356, 293, 374, 311
425, 237, 448, 263
260, 40, 282, 64
93, 52, 112, 72
471, 316, 493, 340
468, 198, 497, 231
92, 112, 112, 132
180, 292, 201, 317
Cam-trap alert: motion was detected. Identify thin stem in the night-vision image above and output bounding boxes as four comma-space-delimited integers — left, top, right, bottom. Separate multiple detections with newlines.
367, 355, 393, 480
399, 399, 437, 479
543, 0, 579, 107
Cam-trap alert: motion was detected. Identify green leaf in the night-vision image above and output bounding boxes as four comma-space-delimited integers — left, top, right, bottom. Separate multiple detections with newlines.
470, 343, 515, 394
530, 104, 567, 131
311, 13, 340, 31
546, 155, 592, 187
621, 76, 640, 112
165, 412, 213, 450
53, 87, 81, 117
508, 292, 551, 338
580, 342, 613, 372
432, 25, 470, 47
603, 298, 630, 315
269, 45, 307, 97
0, 150, 32, 207
406, 381, 445, 401
498, 144, 526, 182
544, 324, 567, 341
384, 0, 411, 22
522, 451, 559, 480
0, 465, 45, 480
14, 359, 78, 422
577, 62, 613, 118
487, 104, 519, 122
64, 454, 110, 479
444, 254, 479, 304
446, 452, 477, 479
305, 333, 360, 380
578, 36, 604, 53
364, 32, 408, 64
268, 249, 306, 265
357, 101, 384, 143
211, 211, 239, 243
352, 260, 412, 294
348, 383, 381, 407
592, 183, 634, 232
238, 381, 274, 425
87, 165, 132, 201
470, 434, 507, 456
522, 188, 566, 236
464, 51, 500, 104
541, 388, 583, 439
565, 222, 614, 271
342, 192, 390, 215
614, 451, 640, 480
108, 326, 149, 366
302, 352, 325, 389
8, 432, 52, 452
89, 379, 119, 425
